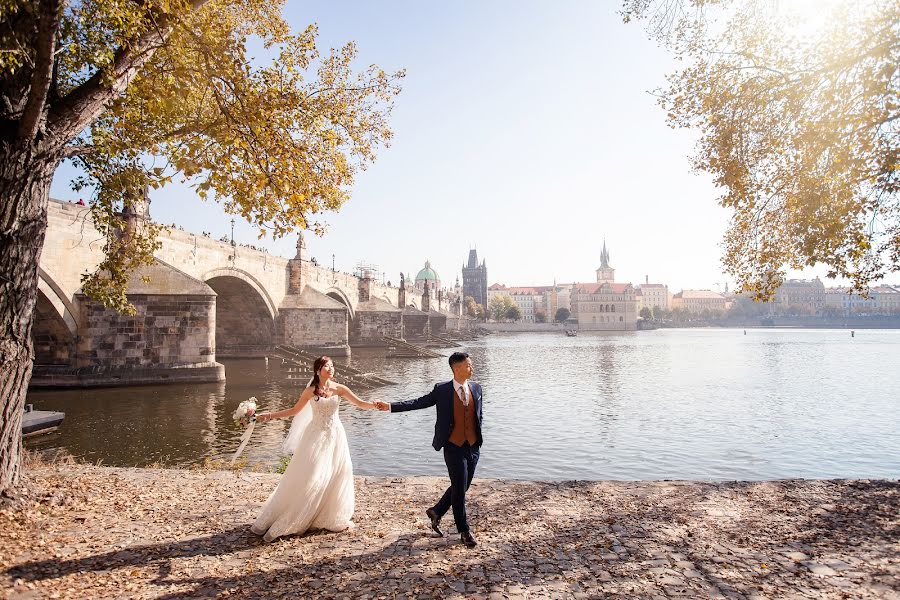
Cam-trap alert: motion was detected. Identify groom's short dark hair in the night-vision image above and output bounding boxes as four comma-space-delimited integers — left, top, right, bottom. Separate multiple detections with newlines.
449, 352, 469, 368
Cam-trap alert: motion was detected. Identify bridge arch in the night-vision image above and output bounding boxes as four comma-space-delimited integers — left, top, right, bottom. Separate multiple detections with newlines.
203, 268, 277, 356
201, 267, 277, 320
33, 269, 78, 365
37, 268, 78, 336
325, 287, 355, 320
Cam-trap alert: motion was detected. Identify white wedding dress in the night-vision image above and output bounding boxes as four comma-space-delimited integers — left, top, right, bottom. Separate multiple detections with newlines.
251, 394, 354, 542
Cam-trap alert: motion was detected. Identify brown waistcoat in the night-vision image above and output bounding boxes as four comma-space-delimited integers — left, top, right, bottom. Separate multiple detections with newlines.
448, 388, 478, 446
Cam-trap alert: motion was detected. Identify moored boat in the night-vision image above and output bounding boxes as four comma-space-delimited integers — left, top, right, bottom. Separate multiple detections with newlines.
22, 405, 65, 437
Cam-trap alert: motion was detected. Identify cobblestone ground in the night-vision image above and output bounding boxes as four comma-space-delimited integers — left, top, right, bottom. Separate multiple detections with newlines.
1, 465, 897, 599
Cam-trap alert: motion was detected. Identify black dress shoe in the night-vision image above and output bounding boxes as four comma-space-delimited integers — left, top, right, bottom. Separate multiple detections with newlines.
425, 508, 444, 536
460, 531, 477, 548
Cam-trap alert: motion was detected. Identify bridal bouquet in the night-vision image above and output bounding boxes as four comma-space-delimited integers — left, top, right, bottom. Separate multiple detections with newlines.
230, 397, 258, 466
233, 397, 258, 427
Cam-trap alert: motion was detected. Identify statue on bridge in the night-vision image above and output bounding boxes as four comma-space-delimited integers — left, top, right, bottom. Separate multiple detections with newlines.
295, 231, 306, 258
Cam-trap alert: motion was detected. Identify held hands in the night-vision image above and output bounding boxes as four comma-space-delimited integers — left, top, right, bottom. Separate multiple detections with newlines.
373, 401, 390, 412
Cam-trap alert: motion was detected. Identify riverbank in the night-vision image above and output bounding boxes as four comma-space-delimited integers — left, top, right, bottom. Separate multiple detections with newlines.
1, 464, 897, 599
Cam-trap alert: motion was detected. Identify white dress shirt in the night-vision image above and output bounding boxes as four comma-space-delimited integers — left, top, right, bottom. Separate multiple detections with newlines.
453, 379, 469, 406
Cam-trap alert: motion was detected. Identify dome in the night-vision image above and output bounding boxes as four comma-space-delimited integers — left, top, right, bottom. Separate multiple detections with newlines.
415, 260, 440, 283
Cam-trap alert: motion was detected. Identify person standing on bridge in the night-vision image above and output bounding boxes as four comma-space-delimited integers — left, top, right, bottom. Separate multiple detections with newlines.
250, 356, 381, 542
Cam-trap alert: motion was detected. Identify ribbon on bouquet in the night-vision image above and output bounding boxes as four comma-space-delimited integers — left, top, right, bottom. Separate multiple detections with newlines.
230, 419, 256, 466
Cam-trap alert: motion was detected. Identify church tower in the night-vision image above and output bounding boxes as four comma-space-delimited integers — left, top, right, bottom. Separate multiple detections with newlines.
595, 239, 615, 284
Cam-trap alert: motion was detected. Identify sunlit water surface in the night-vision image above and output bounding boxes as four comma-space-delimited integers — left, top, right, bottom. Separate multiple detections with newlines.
27, 329, 900, 481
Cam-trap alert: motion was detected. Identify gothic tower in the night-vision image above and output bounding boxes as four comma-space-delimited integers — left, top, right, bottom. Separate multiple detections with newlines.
595, 239, 615, 284
462, 248, 488, 309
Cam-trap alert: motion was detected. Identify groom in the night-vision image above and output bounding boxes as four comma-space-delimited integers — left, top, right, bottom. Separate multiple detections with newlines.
376, 351, 483, 548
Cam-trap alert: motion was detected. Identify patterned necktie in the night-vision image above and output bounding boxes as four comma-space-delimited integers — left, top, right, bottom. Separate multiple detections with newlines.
458, 383, 468, 406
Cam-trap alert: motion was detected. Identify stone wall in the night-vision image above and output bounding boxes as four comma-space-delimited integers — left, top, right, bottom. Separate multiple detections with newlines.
428, 312, 447, 335
402, 309, 429, 339
75, 294, 216, 367
278, 308, 349, 354
351, 311, 402, 345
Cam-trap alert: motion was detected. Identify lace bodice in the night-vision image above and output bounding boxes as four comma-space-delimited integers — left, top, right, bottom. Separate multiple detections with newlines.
310, 394, 342, 430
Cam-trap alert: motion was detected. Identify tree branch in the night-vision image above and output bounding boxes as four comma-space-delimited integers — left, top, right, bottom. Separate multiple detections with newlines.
60, 144, 94, 159
17, 0, 62, 143
46, 0, 210, 148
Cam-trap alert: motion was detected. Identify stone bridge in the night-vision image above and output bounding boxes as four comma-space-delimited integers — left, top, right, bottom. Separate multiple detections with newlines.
32, 199, 463, 386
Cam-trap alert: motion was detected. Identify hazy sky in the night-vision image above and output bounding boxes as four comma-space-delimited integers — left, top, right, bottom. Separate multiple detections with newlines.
50, 0, 845, 292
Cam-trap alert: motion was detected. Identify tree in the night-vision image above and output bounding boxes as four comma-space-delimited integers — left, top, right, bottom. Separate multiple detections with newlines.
534, 310, 547, 323
488, 295, 514, 321
639, 307, 652, 320
0, 0, 403, 495
505, 304, 522, 322
623, 1, 899, 299
474, 304, 485, 320
554, 307, 571, 322
726, 295, 770, 319
464, 296, 479, 319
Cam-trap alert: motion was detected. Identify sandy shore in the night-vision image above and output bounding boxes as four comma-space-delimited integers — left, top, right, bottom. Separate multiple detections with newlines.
0, 464, 897, 599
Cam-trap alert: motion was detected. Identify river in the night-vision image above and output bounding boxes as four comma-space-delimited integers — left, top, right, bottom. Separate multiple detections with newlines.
26, 328, 900, 481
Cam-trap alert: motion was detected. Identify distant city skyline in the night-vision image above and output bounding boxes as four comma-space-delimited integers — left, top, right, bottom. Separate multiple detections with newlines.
49, 1, 875, 292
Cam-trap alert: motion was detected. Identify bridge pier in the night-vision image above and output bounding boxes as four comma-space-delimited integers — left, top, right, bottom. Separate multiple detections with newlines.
30, 259, 225, 388
278, 287, 351, 357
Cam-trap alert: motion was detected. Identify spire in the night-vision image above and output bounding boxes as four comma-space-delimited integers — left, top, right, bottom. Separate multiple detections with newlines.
467, 249, 479, 269
600, 239, 610, 269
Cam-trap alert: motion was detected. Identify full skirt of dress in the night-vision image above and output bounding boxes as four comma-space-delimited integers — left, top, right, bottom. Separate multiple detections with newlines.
251, 407, 354, 542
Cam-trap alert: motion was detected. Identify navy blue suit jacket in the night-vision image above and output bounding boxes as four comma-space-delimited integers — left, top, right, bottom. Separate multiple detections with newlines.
390, 380, 483, 451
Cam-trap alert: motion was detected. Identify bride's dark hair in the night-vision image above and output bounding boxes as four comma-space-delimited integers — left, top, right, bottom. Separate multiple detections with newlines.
309, 355, 333, 398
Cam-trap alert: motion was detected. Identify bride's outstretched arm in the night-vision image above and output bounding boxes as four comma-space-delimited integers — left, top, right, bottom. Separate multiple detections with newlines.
256, 387, 314, 422
335, 384, 379, 410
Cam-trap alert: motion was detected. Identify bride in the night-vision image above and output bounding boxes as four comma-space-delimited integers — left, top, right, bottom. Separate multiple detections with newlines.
250, 355, 383, 542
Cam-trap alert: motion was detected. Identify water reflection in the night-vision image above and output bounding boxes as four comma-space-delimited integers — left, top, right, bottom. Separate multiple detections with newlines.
27, 329, 900, 481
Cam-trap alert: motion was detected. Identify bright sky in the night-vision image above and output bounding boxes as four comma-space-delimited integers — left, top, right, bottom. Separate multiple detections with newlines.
49, 0, 842, 292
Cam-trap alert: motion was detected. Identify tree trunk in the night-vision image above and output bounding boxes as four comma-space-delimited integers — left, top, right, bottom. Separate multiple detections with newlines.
0, 140, 58, 496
